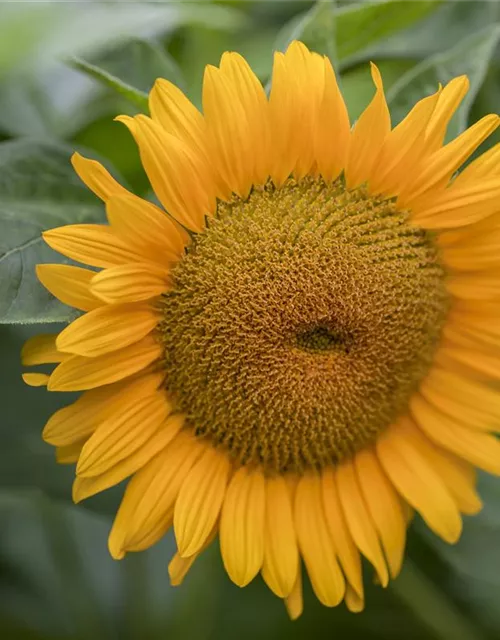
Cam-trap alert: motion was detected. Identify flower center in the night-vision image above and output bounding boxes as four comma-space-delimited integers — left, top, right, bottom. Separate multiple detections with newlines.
295, 325, 352, 354
159, 177, 448, 473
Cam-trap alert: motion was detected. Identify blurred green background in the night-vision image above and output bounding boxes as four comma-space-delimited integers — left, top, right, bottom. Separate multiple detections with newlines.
1, 1, 500, 638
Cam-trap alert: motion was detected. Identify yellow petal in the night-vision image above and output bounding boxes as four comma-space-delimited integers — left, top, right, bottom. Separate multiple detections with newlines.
445, 250, 500, 275
345, 63, 390, 189
438, 211, 500, 248
294, 472, 345, 607
410, 176, 500, 229
419, 368, 500, 432
454, 141, 500, 185
336, 460, 389, 587
174, 446, 231, 557
150, 78, 229, 201
56, 303, 159, 357
400, 114, 500, 206
220, 466, 265, 587
169, 526, 217, 587
76, 392, 170, 477
401, 501, 414, 525
436, 343, 500, 379
314, 56, 350, 182
203, 65, 253, 198
117, 115, 214, 232
150, 78, 207, 152
441, 228, 500, 271
108, 432, 203, 559
369, 88, 440, 197
106, 194, 188, 262
321, 468, 363, 598
376, 420, 462, 543
410, 393, 500, 475
43, 390, 108, 446
398, 417, 482, 515
284, 568, 303, 621
71, 153, 129, 201
423, 76, 469, 153
22, 372, 49, 387
90, 264, 170, 304
354, 448, 406, 579
286, 43, 325, 180
43, 224, 148, 269
453, 298, 500, 317
269, 42, 325, 185
262, 475, 299, 598
48, 334, 161, 391
73, 414, 184, 502
36, 264, 102, 312
446, 269, 500, 301
285, 473, 300, 500
451, 314, 500, 348
43, 372, 163, 446
219, 51, 270, 186
168, 552, 197, 587
345, 585, 365, 613
268, 51, 294, 186
389, 75, 468, 206
443, 321, 500, 354
21, 334, 66, 366
56, 440, 86, 464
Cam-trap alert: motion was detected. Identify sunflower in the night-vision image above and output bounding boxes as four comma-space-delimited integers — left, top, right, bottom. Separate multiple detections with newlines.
22, 41, 500, 618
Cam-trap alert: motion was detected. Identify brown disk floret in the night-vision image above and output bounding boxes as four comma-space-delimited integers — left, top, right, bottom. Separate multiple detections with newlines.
159, 177, 448, 473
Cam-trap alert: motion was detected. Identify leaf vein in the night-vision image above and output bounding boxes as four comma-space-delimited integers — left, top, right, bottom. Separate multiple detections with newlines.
0, 235, 43, 265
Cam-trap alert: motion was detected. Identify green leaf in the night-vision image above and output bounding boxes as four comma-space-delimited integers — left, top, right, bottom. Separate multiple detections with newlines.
274, 0, 337, 61
0, 490, 177, 639
0, 325, 74, 505
0, 74, 61, 140
386, 24, 500, 135
92, 38, 185, 95
422, 473, 500, 637
274, 0, 439, 68
0, 59, 125, 141
0, 324, 121, 516
68, 57, 149, 112
68, 39, 186, 114
352, 0, 500, 65
391, 560, 485, 640
0, 3, 245, 139
335, 0, 439, 66
0, 2, 245, 78
469, 60, 500, 150
0, 140, 107, 324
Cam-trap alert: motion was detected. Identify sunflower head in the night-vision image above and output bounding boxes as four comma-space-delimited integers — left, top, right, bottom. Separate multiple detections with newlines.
22, 41, 500, 619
